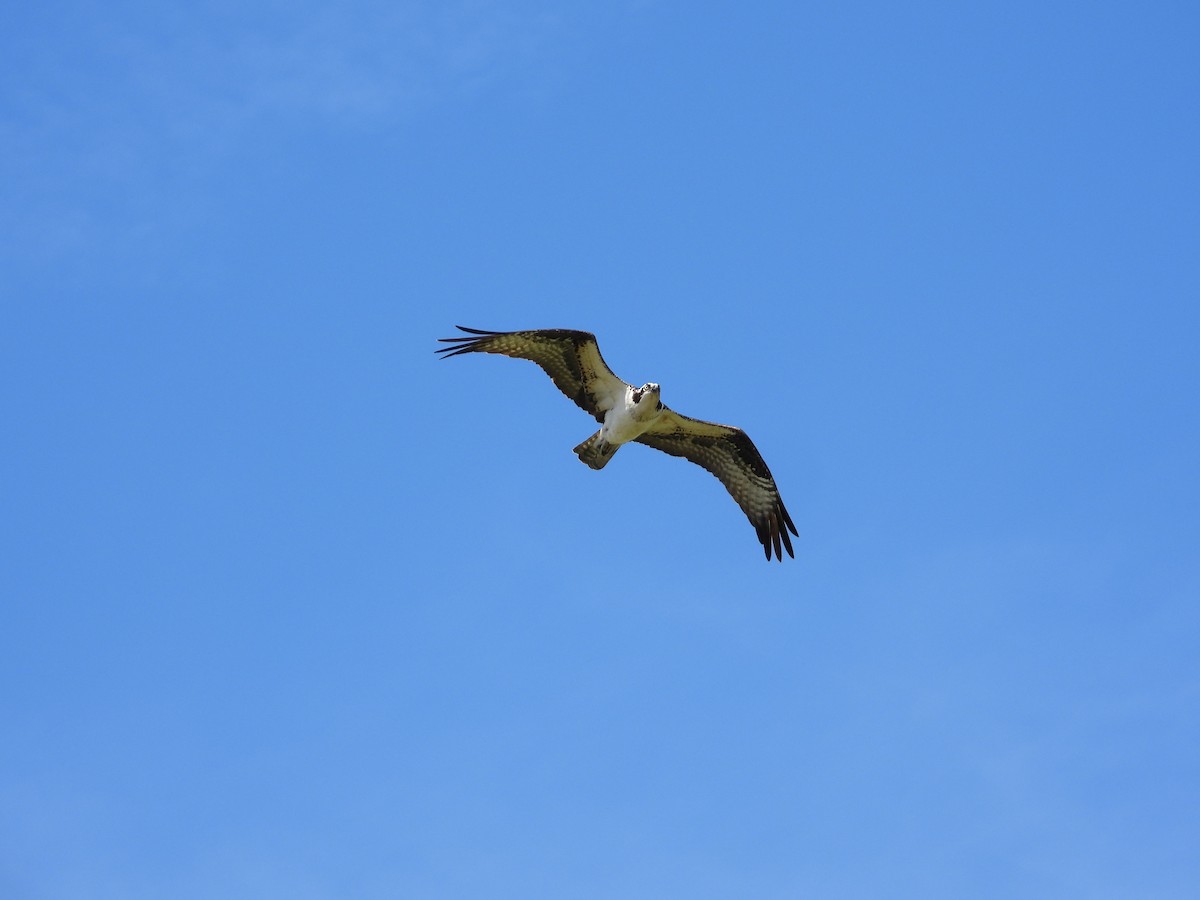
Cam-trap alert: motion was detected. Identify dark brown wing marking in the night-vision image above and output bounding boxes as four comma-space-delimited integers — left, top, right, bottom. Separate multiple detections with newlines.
435, 327, 626, 422
636, 409, 798, 561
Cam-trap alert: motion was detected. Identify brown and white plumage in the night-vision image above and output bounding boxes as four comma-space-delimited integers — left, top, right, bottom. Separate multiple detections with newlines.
436, 327, 624, 422
435, 326, 799, 561
634, 409, 797, 562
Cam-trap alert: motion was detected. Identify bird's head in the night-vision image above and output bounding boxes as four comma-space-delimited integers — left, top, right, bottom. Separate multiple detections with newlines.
632, 382, 662, 410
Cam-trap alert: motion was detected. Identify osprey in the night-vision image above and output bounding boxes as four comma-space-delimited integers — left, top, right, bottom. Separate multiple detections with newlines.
436, 326, 799, 561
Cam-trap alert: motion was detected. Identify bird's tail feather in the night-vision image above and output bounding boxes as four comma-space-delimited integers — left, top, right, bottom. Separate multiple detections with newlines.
573, 432, 618, 470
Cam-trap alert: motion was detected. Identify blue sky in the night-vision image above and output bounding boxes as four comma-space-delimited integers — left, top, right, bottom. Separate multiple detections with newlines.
3, 1, 1198, 897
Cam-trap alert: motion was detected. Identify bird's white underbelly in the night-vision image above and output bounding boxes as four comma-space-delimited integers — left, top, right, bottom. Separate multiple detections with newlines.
600, 402, 659, 445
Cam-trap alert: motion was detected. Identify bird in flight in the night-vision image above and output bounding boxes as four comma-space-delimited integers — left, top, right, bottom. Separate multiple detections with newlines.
436, 327, 798, 561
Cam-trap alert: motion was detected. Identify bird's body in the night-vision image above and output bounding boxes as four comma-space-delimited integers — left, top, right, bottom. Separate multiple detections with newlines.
436, 326, 798, 561
576, 381, 662, 469
601, 382, 663, 445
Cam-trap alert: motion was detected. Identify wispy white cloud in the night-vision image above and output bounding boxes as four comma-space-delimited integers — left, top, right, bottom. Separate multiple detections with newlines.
0, 1, 564, 272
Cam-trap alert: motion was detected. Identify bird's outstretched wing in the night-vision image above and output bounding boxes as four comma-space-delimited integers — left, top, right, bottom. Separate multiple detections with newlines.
636, 408, 798, 561
436, 327, 627, 422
